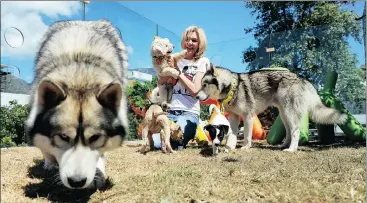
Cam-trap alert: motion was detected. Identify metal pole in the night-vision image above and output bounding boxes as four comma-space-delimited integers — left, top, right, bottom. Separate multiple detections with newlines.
156, 24, 158, 36
364, 1, 366, 128
80, 0, 90, 21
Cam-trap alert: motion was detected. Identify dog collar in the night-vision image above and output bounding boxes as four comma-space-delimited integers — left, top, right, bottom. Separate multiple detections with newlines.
222, 78, 237, 104
219, 78, 236, 113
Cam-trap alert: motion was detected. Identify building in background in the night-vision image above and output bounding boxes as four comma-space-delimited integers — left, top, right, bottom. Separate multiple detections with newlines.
1, 65, 31, 106
127, 70, 153, 83
0, 67, 157, 106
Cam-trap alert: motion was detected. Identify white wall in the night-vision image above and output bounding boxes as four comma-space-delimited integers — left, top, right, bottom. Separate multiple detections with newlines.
1, 92, 30, 106
127, 71, 152, 82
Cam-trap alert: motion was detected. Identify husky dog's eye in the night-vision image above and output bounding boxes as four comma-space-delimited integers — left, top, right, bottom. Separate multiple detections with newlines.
203, 84, 207, 88
58, 133, 70, 143
89, 134, 102, 144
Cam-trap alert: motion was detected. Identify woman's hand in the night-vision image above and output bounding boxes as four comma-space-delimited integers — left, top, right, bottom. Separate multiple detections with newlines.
158, 75, 178, 85
167, 56, 178, 69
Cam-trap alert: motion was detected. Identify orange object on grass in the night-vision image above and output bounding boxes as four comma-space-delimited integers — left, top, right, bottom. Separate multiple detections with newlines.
252, 115, 267, 140
201, 99, 267, 140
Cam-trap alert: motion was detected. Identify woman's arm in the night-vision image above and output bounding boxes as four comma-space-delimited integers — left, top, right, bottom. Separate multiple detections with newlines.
167, 56, 207, 96
177, 72, 205, 96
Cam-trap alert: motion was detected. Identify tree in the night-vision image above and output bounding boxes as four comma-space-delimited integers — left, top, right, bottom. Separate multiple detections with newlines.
0, 100, 29, 147
126, 77, 158, 140
243, 1, 365, 113
335, 64, 366, 114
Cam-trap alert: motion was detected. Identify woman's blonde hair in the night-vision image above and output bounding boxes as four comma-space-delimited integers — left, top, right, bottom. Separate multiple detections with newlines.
181, 25, 207, 61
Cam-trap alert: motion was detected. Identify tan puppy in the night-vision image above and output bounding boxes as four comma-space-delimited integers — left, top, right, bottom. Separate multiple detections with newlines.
140, 104, 183, 154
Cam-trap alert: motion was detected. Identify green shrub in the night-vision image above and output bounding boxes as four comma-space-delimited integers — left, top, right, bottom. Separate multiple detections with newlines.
0, 100, 29, 147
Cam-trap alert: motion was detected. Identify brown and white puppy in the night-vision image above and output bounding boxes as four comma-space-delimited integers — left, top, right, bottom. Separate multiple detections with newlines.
25, 20, 129, 189
139, 104, 183, 154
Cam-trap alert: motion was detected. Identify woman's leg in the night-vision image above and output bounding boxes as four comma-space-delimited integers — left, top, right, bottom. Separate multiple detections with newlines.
174, 111, 199, 148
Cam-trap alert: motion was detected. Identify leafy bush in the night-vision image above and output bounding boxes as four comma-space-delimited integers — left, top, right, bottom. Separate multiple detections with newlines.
0, 100, 29, 147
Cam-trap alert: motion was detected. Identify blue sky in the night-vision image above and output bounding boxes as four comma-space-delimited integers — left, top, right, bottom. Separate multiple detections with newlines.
1, 1, 365, 83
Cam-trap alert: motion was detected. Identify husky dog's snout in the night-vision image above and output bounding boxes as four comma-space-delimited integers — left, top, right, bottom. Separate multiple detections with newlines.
196, 91, 208, 101
60, 146, 104, 189
67, 176, 87, 188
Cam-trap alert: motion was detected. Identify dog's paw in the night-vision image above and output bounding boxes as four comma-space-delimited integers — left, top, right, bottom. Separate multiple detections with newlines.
90, 169, 106, 190
212, 148, 219, 156
139, 145, 150, 154
282, 148, 297, 152
240, 145, 251, 150
169, 150, 177, 154
181, 49, 188, 55
161, 103, 171, 111
161, 147, 167, 153
43, 159, 58, 170
279, 143, 290, 150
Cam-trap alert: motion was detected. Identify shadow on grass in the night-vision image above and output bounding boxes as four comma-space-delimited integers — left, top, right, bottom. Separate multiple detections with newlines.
253, 137, 365, 151
303, 138, 366, 150
23, 159, 114, 203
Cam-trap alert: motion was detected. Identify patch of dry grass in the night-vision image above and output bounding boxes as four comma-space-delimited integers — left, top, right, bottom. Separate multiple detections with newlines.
1, 140, 366, 203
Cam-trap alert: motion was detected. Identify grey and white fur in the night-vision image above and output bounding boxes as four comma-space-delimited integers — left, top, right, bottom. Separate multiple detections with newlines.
197, 64, 348, 152
26, 20, 129, 189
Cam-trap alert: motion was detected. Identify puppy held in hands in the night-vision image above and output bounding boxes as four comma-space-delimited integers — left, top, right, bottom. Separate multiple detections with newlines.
140, 104, 183, 154
150, 36, 187, 109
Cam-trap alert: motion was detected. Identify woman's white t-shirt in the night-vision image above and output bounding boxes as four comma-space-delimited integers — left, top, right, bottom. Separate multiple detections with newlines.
170, 57, 210, 115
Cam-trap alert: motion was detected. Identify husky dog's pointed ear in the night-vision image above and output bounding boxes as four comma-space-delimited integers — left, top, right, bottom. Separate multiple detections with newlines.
207, 63, 216, 75
97, 82, 123, 112
38, 80, 66, 109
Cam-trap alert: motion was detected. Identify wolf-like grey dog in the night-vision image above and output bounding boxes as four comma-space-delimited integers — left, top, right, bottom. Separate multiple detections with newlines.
197, 64, 347, 152
26, 20, 129, 189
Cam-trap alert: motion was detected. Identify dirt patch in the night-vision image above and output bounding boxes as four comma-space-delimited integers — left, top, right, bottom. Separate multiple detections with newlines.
1, 140, 366, 203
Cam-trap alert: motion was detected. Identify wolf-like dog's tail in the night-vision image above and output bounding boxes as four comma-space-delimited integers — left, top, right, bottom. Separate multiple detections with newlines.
306, 84, 348, 125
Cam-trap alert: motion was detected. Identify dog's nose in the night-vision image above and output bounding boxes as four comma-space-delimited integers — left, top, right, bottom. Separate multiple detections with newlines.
214, 143, 220, 147
67, 177, 87, 188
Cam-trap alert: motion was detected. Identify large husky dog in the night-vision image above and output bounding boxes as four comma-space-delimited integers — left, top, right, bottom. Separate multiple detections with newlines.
150, 36, 187, 109
26, 20, 129, 189
197, 64, 348, 152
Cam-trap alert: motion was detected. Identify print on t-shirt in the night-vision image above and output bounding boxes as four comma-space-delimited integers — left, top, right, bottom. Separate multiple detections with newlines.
173, 65, 197, 96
